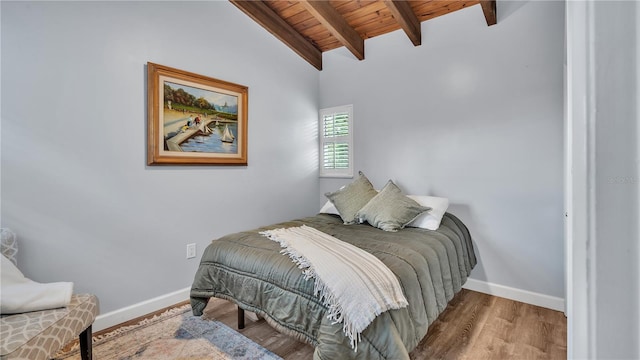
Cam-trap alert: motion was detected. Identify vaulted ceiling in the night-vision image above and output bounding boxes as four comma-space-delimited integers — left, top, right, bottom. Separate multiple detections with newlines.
230, 0, 497, 70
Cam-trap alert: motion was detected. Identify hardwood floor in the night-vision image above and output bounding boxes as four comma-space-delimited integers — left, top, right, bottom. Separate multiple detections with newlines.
202, 289, 567, 359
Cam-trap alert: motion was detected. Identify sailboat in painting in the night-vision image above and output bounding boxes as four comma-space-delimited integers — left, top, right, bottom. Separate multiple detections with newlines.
221, 124, 235, 143
199, 121, 212, 134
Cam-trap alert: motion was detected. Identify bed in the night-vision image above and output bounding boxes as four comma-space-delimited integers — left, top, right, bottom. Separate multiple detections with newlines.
190, 211, 475, 360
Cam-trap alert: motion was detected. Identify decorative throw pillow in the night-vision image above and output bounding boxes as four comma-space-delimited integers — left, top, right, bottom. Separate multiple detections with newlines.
406, 195, 450, 230
324, 171, 378, 224
356, 180, 430, 232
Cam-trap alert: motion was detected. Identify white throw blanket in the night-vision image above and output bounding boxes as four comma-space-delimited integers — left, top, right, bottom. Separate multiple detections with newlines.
260, 225, 408, 350
0, 254, 73, 314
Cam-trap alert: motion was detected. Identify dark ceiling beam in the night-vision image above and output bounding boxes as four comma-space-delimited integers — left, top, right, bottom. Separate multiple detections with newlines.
230, 0, 323, 70
480, 0, 497, 26
383, 0, 421, 46
300, 0, 365, 61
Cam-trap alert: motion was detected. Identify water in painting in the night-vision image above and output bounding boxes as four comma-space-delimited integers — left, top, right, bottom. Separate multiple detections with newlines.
180, 123, 238, 154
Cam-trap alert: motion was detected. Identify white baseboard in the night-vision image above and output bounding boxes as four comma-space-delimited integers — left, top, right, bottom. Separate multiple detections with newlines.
463, 278, 566, 312
92, 280, 564, 332
93, 287, 191, 332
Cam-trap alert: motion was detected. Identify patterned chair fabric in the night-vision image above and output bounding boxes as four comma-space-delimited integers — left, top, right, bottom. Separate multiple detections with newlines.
0, 229, 18, 266
0, 294, 99, 360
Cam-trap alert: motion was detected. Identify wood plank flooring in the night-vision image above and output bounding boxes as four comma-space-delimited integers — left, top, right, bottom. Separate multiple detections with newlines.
202, 289, 566, 359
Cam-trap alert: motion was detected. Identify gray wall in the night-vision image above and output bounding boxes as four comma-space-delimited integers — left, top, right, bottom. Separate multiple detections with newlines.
1, 1, 319, 314
319, 1, 565, 298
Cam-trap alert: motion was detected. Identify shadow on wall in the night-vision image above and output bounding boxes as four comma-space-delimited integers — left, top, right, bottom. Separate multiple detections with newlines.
497, 0, 529, 23
448, 202, 486, 282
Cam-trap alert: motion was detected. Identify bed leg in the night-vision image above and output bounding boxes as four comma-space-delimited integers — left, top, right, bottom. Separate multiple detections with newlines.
237, 307, 245, 329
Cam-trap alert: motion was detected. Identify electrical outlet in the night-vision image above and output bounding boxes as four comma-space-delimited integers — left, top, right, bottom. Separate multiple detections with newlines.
186, 243, 196, 259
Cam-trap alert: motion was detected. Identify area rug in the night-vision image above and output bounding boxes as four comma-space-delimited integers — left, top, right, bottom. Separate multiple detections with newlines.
54, 304, 282, 360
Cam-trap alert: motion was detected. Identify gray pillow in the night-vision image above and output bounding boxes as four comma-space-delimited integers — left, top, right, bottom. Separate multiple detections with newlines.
356, 180, 430, 232
325, 171, 377, 224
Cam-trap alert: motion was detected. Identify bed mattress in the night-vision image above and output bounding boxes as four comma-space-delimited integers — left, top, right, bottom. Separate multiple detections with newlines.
190, 213, 475, 360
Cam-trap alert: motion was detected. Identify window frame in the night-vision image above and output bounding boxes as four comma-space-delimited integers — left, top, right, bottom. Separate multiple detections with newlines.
319, 104, 354, 178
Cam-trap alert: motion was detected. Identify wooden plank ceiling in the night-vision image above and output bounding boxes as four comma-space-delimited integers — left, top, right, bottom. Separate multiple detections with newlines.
230, 0, 497, 70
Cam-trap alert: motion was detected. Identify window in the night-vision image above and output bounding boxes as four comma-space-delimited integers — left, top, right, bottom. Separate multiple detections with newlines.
319, 105, 353, 178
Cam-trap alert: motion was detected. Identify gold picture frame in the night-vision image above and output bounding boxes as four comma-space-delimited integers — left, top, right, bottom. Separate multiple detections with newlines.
147, 62, 248, 165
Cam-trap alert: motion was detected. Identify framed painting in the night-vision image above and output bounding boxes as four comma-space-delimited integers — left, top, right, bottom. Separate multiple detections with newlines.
147, 62, 248, 165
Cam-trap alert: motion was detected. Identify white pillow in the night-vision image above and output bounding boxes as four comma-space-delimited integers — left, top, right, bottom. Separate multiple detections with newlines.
406, 195, 449, 230
319, 200, 340, 215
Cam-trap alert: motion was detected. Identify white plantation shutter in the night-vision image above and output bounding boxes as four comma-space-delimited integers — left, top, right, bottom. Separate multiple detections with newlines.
320, 105, 353, 178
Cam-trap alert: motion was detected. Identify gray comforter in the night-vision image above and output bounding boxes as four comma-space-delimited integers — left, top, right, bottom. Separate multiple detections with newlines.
190, 213, 476, 360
